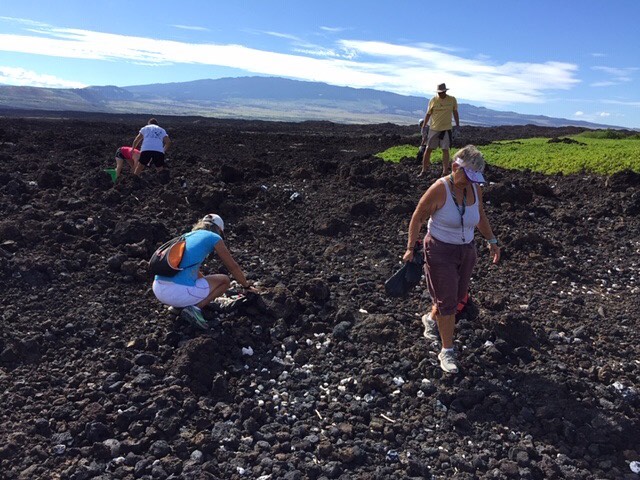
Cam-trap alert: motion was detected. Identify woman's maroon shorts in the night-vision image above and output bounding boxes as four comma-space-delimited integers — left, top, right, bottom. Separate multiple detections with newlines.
423, 233, 477, 316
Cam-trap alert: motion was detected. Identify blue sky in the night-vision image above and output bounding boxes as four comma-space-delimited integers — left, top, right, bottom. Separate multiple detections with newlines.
0, 1, 639, 128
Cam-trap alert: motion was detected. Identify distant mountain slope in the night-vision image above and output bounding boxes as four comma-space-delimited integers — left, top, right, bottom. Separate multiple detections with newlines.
0, 76, 622, 128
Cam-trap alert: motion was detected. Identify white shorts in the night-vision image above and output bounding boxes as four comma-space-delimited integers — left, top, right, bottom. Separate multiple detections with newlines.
152, 278, 210, 308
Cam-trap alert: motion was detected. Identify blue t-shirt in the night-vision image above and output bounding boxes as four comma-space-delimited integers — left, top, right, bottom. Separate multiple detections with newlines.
155, 230, 222, 286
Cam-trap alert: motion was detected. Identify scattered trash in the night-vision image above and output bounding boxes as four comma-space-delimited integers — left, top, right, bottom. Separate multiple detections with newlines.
392, 376, 405, 386
289, 192, 302, 201
630, 461, 640, 474
611, 381, 638, 402
380, 414, 396, 423
236, 467, 246, 475
386, 450, 400, 462
358, 308, 368, 314
242, 346, 254, 356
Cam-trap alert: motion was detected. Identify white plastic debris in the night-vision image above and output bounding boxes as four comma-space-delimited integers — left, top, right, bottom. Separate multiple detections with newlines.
242, 346, 254, 356
630, 461, 640, 474
393, 377, 405, 386
358, 308, 368, 314
237, 466, 246, 475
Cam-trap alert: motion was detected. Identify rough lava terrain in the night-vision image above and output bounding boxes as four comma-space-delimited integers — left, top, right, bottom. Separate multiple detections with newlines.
0, 115, 639, 479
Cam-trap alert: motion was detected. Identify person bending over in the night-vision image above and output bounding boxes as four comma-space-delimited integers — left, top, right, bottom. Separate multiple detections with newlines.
114, 146, 140, 180
152, 214, 253, 329
132, 118, 171, 176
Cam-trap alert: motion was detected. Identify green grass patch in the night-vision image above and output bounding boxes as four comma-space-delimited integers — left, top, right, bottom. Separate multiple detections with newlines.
375, 144, 421, 163
376, 144, 452, 165
376, 133, 640, 175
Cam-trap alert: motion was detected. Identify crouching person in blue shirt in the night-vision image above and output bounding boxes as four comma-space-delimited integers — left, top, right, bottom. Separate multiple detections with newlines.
152, 214, 253, 329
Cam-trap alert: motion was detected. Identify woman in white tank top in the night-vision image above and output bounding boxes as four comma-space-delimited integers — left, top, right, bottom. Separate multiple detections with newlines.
403, 145, 501, 374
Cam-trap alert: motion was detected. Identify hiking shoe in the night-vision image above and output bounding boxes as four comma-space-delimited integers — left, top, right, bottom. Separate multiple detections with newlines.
180, 306, 209, 330
421, 313, 439, 341
438, 349, 459, 374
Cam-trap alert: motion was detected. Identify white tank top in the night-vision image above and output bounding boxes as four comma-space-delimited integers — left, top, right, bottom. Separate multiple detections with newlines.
427, 178, 480, 245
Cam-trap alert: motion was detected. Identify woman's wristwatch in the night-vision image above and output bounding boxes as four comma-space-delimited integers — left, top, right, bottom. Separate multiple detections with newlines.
486, 238, 498, 245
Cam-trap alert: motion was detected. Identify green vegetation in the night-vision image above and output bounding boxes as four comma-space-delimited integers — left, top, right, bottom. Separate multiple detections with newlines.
376, 132, 640, 175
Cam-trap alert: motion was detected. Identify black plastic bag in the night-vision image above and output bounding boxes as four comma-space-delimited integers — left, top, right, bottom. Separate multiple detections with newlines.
384, 243, 424, 297
416, 144, 426, 162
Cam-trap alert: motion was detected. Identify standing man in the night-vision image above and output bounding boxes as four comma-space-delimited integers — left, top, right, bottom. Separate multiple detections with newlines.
418, 83, 460, 177
132, 118, 171, 175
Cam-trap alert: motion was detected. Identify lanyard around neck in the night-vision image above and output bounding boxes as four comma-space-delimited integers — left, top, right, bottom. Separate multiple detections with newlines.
449, 174, 467, 243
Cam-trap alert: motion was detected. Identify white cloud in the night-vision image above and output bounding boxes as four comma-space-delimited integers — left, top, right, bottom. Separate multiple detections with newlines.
0, 20, 581, 106
591, 81, 616, 87
574, 111, 584, 116
599, 112, 611, 117
590, 53, 606, 57
171, 24, 209, 32
320, 26, 346, 33
603, 99, 640, 107
591, 65, 637, 86
259, 31, 302, 41
0, 66, 86, 88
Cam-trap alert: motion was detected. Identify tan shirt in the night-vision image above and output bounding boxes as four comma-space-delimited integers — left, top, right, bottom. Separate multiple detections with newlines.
427, 95, 458, 131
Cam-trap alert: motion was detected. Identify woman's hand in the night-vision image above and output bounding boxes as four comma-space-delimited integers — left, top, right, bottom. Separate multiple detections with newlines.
488, 243, 501, 264
402, 248, 414, 263
242, 281, 263, 294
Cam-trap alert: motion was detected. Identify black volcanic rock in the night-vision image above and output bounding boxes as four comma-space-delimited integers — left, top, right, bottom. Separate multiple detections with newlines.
0, 115, 638, 480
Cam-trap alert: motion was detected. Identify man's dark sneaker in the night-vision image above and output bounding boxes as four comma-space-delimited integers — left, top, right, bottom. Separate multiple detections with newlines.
438, 349, 459, 373
180, 306, 208, 330
421, 313, 439, 341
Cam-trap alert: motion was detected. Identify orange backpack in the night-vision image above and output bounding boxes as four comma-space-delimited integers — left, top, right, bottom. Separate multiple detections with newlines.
149, 235, 197, 277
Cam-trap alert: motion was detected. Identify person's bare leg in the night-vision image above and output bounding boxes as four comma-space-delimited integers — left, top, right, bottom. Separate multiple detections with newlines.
133, 161, 145, 176
419, 148, 433, 176
196, 274, 230, 309
115, 158, 124, 179
434, 313, 455, 349
442, 149, 451, 175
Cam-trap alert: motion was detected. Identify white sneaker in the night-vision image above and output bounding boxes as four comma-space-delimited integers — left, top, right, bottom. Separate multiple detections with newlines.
421, 313, 439, 341
438, 349, 459, 374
